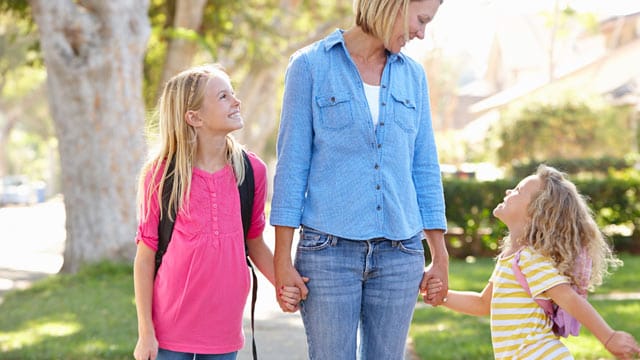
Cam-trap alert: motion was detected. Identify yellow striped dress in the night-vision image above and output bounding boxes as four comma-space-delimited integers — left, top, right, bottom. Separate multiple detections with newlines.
490, 247, 572, 359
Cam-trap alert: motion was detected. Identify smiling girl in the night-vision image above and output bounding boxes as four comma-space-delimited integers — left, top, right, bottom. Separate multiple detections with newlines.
132, 64, 301, 360
436, 165, 640, 359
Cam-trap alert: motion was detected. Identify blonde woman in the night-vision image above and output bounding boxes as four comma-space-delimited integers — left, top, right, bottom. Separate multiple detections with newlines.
439, 165, 640, 359
271, 0, 448, 358
133, 64, 300, 360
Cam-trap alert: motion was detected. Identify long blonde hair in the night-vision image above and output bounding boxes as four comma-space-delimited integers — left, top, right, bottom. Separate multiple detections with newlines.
137, 64, 246, 222
522, 165, 621, 291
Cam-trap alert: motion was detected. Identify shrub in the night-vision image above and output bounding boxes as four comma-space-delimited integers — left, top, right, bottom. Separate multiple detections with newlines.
442, 172, 640, 258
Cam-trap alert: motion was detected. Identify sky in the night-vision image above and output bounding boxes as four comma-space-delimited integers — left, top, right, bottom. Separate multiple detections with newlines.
404, 0, 640, 80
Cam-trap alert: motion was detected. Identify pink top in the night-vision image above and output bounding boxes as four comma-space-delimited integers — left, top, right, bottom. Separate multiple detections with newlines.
136, 152, 267, 354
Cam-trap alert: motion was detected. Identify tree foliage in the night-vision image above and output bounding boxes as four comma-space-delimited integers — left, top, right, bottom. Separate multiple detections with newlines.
492, 99, 634, 166
0, 10, 48, 178
144, 0, 352, 107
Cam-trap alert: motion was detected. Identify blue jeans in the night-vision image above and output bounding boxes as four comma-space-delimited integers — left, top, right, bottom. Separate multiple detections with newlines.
295, 227, 425, 360
157, 349, 237, 360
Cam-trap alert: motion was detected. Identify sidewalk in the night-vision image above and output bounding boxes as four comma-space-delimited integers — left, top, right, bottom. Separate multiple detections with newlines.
238, 226, 309, 360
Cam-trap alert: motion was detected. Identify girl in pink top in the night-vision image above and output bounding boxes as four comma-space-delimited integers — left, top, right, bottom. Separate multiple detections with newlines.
133, 64, 302, 360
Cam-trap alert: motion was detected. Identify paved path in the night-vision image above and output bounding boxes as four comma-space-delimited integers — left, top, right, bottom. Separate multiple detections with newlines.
238, 226, 309, 360
0, 199, 65, 304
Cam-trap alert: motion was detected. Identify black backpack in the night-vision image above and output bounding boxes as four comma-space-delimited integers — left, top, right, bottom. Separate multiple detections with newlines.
154, 150, 259, 359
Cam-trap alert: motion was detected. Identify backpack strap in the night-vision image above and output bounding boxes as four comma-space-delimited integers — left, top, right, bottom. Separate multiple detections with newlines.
239, 150, 259, 360
239, 150, 255, 256
511, 250, 555, 316
155, 156, 176, 276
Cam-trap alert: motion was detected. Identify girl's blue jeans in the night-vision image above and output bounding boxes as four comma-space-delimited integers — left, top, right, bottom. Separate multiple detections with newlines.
295, 226, 425, 360
157, 349, 237, 360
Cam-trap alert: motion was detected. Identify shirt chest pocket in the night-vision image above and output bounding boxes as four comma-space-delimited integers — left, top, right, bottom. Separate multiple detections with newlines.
315, 92, 354, 130
391, 92, 417, 133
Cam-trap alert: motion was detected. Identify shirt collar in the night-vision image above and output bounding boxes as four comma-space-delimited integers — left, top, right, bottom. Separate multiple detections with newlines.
324, 29, 405, 64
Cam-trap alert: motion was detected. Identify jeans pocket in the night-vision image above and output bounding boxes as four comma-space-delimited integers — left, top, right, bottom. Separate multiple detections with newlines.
396, 235, 424, 255
298, 228, 333, 251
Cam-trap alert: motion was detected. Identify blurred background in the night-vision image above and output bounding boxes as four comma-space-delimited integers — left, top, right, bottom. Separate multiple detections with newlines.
0, 1, 639, 359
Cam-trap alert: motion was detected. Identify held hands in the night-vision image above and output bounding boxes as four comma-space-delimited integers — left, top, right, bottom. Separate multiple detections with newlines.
420, 277, 444, 305
278, 280, 309, 312
420, 262, 449, 306
604, 331, 640, 360
274, 260, 309, 313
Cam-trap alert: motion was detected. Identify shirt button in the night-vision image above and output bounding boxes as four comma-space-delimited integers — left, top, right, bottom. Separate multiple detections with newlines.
381, 102, 386, 106
376, 185, 381, 190
377, 144, 382, 149
376, 205, 382, 211
214, 231, 219, 235
374, 164, 379, 170
330, 96, 335, 103
379, 122, 385, 126
382, 84, 387, 88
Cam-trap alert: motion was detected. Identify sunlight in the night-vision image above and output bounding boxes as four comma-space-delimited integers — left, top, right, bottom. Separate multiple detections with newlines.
0, 321, 80, 351
80, 339, 110, 353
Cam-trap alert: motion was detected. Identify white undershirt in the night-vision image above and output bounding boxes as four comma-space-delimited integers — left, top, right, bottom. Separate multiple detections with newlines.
363, 82, 380, 128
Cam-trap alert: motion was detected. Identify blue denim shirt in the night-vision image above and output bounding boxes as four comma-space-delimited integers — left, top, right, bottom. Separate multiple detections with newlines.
270, 29, 446, 240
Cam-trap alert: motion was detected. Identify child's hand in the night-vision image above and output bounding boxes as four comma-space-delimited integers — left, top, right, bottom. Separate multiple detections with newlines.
604, 331, 640, 360
420, 277, 443, 305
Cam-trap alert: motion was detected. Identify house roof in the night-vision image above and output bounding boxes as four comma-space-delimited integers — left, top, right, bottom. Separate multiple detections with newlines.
469, 37, 640, 114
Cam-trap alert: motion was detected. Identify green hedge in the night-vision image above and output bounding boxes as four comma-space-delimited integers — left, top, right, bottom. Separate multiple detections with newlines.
442, 173, 640, 258
510, 157, 634, 179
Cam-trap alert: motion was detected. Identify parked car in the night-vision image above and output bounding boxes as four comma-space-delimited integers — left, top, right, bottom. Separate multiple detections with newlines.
1, 175, 36, 206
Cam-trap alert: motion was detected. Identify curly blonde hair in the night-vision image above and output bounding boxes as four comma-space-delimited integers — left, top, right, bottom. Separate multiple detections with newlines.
523, 165, 622, 291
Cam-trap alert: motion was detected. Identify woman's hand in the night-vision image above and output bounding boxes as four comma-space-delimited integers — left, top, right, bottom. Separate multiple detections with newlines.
421, 229, 449, 306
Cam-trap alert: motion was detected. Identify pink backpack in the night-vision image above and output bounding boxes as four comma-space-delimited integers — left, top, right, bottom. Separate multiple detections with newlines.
511, 249, 591, 338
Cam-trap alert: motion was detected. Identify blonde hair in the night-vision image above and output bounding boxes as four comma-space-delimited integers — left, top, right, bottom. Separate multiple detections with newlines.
353, 0, 442, 49
354, 0, 409, 48
522, 165, 622, 291
137, 64, 246, 222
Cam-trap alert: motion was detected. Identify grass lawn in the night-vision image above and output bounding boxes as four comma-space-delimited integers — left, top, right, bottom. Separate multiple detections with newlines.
410, 254, 640, 360
0, 256, 638, 359
0, 262, 136, 360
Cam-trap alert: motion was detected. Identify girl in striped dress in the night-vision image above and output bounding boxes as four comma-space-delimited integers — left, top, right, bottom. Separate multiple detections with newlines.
438, 165, 640, 359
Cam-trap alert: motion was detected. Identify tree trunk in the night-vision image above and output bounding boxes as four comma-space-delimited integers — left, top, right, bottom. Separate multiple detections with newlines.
29, 0, 150, 272
157, 0, 207, 99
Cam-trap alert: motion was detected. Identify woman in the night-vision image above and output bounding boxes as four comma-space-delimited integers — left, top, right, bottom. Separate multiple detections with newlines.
270, 1, 449, 359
